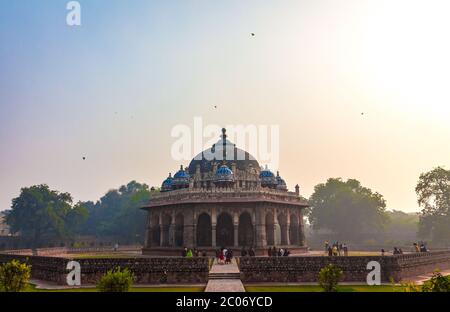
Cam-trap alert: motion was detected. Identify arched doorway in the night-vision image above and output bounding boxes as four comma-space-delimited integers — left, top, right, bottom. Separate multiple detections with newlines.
289, 214, 299, 245
161, 214, 172, 246
216, 213, 234, 247
238, 212, 254, 247
278, 213, 288, 245
175, 213, 184, 247
151, 215, 160, 246
265, 212, 274, 246
197, 213, 212, 247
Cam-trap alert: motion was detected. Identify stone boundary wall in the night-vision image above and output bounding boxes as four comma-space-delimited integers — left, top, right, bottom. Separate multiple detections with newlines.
239, 251, 450, 283
0, 245, 142, 256
0, 254, 211, 285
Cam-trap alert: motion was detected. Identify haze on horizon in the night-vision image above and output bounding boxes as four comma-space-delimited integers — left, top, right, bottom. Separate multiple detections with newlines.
1, 0, 450, 213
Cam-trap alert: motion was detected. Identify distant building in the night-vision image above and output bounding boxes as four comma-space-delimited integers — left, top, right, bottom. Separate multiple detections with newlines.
0, 211, 11, 236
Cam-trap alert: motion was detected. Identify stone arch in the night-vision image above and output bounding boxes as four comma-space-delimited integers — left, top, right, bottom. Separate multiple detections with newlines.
216, 212, 234, 247
175, 213, 184, 247
289, 213, 300, 245
197, 213, 212, 247
151, 214, 160, 246
277, 213, 288, 245
161, 214, 172, 246
238, 212, 254, 247
265, 212, 274, 246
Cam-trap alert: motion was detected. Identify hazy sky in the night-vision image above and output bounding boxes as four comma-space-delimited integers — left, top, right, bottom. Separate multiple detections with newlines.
1, 0, 450, 212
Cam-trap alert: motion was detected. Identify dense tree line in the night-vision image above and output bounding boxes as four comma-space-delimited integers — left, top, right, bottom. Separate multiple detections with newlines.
5, 181, 157, 247
4, 167, 450, 248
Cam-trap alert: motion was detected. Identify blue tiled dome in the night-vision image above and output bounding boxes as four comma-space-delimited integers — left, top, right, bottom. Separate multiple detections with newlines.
172, 165, 190, 189
276, 171, 287, 191
161, 173, 173, 192
260, 166, 277, 188
214, 164, 235, 185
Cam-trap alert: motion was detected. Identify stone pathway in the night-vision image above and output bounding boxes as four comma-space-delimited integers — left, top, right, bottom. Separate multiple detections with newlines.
204, 259, 245, 292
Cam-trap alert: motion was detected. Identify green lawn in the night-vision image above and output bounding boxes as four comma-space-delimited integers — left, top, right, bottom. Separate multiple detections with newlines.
245, 285, 406, 292
26, 284, 205, 292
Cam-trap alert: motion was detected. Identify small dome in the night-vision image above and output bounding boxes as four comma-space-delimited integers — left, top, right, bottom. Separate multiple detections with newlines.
260, 166, 277, 188
276, 171, 287, 191
214, 164, 235, 185
161, 173, 173, 192
172, 165, 190, 189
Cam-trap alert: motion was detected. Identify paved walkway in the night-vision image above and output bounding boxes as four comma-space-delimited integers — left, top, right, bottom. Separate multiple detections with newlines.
205, 259, 245, 292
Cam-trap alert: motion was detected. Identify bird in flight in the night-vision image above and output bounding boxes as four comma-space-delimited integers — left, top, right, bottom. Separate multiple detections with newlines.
251, 33, 255, 37
82, 157, 86, 160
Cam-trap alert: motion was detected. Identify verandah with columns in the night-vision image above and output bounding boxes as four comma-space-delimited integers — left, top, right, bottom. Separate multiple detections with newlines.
144, 203, 306, 251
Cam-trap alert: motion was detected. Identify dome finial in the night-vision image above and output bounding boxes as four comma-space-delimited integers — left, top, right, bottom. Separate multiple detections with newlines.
221, 128, 227, 140
180, 165, 183, 170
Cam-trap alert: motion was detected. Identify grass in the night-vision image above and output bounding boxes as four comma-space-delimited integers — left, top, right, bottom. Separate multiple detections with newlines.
25, 284, 205, 292
245, 285, 406, 292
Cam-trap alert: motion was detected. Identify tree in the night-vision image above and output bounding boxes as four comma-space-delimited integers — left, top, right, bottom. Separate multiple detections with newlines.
421, 271, 450, 292
97, 267, 135, 292
318, 264, 343, 292
308, 178, 388, 242
0, 260, 31, 292
6, 184, 88, 248
415, 167, 450, 245
79, 181, 156, 243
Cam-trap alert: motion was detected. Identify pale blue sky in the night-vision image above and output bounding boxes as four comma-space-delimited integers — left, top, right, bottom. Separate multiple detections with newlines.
1, 0, 450, 212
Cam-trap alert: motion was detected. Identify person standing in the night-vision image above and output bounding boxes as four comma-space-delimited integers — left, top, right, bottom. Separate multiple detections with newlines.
186, 248, 193, 258
343, 243, 348, 256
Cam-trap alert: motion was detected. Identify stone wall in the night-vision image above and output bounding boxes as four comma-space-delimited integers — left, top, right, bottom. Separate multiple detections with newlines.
239, 251, 450, 283
0, 254, 211, 285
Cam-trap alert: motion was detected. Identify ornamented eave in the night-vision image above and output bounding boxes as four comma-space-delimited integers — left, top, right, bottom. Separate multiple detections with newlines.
142, 187, 308, 209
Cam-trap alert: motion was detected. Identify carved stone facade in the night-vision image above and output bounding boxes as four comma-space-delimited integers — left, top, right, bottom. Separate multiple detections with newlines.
142, 129, 308, 255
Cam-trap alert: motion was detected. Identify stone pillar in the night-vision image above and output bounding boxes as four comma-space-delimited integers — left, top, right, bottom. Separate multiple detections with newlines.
274, 217, 281, 246
169, 214, 176, 247
255, 207, 267, 247
233, 212, 239, 247
159, 212, 164, 247
212, 225, 217, 247
211, 207, 217, 247
285, 220, 291, 246
184, 208, 195, 248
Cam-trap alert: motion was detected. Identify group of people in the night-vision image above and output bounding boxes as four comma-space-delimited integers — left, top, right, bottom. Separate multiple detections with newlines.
216, 247, 233, 264
413, 242, 428, 253
267, 246, 291, 257
182, 247, 207, 258
240, 247, 256, 257
324, 241, 349, 256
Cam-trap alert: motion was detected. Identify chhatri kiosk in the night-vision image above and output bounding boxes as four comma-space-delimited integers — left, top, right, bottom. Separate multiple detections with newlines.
142, 129, 308, 255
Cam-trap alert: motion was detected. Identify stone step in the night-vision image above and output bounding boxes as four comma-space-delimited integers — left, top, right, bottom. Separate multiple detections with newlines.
208, 273, 241, 280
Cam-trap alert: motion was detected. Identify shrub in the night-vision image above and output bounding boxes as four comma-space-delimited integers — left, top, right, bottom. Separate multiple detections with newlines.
421, 271, 450, 292
97, 267, 135, 292
318, 264, 343, 292
0, 260, 31, 292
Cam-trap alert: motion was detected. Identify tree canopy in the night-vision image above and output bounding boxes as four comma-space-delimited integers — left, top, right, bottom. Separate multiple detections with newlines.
6, 184, 87, 248
308, 178, 388, 241
416, 167, 450, 244
78, 181, 157, 243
